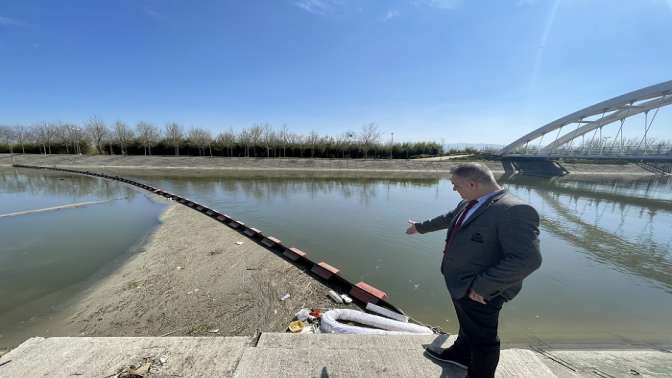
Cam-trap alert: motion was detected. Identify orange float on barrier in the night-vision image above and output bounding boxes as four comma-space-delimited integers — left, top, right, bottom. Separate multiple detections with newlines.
349, 282, 388, 305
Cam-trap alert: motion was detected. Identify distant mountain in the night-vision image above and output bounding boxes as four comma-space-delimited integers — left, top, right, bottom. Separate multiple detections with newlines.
443, 143, 503, 152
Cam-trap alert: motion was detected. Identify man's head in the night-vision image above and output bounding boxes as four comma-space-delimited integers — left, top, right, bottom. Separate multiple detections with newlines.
450, 163, 501, 201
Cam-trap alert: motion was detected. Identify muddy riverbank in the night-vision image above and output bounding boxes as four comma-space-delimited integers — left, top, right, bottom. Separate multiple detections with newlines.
0, 154, 655, 178
1, 197, 346, 351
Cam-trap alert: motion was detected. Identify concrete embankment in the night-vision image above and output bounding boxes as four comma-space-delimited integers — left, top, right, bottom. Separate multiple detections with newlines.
0, 154, 656, 177
1, 333, 670, 377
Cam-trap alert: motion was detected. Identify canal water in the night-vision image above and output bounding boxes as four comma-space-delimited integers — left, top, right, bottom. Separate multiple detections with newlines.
2, 167, 671, 347
0, 168, 165, 348
132, 173, 672, 345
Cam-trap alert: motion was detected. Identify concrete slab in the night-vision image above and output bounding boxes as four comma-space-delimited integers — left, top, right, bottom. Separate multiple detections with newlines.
233, 346, 556, 378
3, 334, 670, 377
0, 336, 250, 378
257, 333, 455, 350
544, 350, 672, 377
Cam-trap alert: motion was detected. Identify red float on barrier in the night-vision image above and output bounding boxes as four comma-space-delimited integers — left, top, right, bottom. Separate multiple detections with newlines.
216, 215, 227, 222
311, 262, 340, 280
283, 247, 307, 261
349, 282, 388, 304
261, 236, 281, 248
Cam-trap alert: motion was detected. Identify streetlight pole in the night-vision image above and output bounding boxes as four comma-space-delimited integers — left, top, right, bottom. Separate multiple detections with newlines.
390, 132, 394, 159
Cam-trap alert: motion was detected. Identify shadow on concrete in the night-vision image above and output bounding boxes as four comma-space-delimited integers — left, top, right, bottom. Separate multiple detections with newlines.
422, 334, 468, 378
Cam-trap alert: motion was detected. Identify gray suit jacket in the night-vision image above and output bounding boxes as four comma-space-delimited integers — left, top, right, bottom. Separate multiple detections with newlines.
415, 189, 541, 301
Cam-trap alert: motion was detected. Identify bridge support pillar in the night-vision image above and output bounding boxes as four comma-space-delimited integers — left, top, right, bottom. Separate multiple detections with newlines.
503, 157, 568, 177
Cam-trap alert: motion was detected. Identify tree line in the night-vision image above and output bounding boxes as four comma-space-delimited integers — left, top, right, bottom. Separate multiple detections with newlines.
0, 120, 443, 159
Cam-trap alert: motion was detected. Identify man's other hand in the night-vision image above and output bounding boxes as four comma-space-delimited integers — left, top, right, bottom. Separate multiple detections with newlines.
406, 220, 418, 235
468, 289, 486, 304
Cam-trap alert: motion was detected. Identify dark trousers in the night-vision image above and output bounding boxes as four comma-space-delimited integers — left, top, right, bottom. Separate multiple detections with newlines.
451, 295, 505, 378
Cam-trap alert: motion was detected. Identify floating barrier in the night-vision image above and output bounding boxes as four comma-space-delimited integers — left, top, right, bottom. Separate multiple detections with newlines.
283, 247, 307, 262
261, 236, 282, 248
311, 262, 340, 280
350, 282, 388, 305
320, 309, 432, 335
11, 163, 420, 327
244, 227, 262, 237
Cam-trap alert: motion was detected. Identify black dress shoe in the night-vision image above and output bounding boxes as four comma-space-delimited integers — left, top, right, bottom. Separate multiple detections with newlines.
424, 346, 470, 369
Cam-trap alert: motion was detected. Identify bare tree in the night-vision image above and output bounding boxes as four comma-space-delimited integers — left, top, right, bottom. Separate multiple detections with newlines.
279, 125, 290, 158
307, 130, 320, 158
261, 124, 275, 158
165, 122, 183, 156
61, 124, 84, 154
136, 122, 160, 156
54, 124, 70, 154
114, 121, 134, 155
339, 130, 356, 158
15, 125, 26, 154
32, 123, 49, 155
0, 125, 15, 153
188, 127, 213, 156
248, 125, 263, 157
86, 117, 108, 154
238, 128, 251, 157
216, 128, 236, 157
359, 123, 381, 159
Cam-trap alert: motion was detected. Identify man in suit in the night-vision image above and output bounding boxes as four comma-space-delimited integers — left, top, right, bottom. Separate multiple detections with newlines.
406, 163, 542, 378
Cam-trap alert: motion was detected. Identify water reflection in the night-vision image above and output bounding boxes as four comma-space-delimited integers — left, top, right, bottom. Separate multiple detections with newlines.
130, 173, 672, 344
502, 176, 672, 292
0, 168, 164, 344
0, 168, 137, 212
130, 176, 439, 206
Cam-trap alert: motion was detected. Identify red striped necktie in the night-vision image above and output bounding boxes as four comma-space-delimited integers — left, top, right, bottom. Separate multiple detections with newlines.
443, 200, 478, 254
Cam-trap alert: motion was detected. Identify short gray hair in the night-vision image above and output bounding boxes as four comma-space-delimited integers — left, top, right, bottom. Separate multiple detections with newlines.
450, 163, 497, 185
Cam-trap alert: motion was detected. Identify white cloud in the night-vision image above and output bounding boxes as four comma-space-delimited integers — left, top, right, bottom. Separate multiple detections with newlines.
516, 0, 540, 7
294, 0, 342, 15
0, 16, 26, 27
384, 9, 400, 21
413, 0, 463, 10
143, 7, 164, 20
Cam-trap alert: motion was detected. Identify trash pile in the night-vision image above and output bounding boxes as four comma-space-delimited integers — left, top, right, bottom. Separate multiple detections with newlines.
110, 355, 168, 378
285, 290, 434, 335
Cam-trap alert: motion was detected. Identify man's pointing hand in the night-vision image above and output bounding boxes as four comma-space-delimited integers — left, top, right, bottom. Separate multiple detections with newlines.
406, 220, 418, 235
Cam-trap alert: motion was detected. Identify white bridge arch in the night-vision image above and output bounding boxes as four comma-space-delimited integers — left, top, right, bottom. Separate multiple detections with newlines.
500, 80, 672, 159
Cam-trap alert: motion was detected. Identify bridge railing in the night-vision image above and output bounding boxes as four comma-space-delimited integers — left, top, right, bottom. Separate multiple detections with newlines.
505, 144, 672, 160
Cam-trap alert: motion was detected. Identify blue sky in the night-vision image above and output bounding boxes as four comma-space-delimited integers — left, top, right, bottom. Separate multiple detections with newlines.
1, 0, 671, 144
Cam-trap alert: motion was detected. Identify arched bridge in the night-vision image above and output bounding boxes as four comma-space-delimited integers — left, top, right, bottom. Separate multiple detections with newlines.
500, 80, 672, 161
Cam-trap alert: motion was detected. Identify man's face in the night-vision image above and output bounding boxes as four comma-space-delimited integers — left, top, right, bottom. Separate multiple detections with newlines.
451, 175, 479, 201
